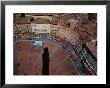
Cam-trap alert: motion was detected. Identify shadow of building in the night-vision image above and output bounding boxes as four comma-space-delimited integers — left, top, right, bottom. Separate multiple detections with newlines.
42, 48, 50, 75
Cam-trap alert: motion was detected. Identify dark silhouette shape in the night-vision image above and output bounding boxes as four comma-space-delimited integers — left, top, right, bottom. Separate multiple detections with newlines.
16, 63, 20, 67
24, 74, 28, 75
20, 13, 25, 17
42, 48, 50, 75
88, 13, 97, 20
30, 17, 34, 22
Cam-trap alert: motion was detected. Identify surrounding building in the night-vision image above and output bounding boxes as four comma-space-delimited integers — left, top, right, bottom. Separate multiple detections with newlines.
13, 13, 97, 75
80, 44, 97, 75
31, 24, 51, 34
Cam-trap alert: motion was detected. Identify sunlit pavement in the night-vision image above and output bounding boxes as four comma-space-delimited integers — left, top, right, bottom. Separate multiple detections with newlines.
14, 34, 79, 75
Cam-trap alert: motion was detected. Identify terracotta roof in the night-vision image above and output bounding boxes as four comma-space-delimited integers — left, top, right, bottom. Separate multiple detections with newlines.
25, 13, 59, 16
15, 16, 32, 24
32, 18, 50, 24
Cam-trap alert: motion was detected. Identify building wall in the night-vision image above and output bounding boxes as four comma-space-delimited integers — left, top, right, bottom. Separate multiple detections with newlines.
80, 44, 97, 75
50, 23, 81, 50
69, 19, 78, 30
14, 24, 32, 33
50, 24, 60, 36
31, 23, 50, 34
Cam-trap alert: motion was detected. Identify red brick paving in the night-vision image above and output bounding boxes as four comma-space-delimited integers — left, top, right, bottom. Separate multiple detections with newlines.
14, 41, 78, 75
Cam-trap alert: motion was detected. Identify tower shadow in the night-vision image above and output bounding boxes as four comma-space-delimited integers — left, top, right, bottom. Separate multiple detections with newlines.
42, 48, 50, 75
